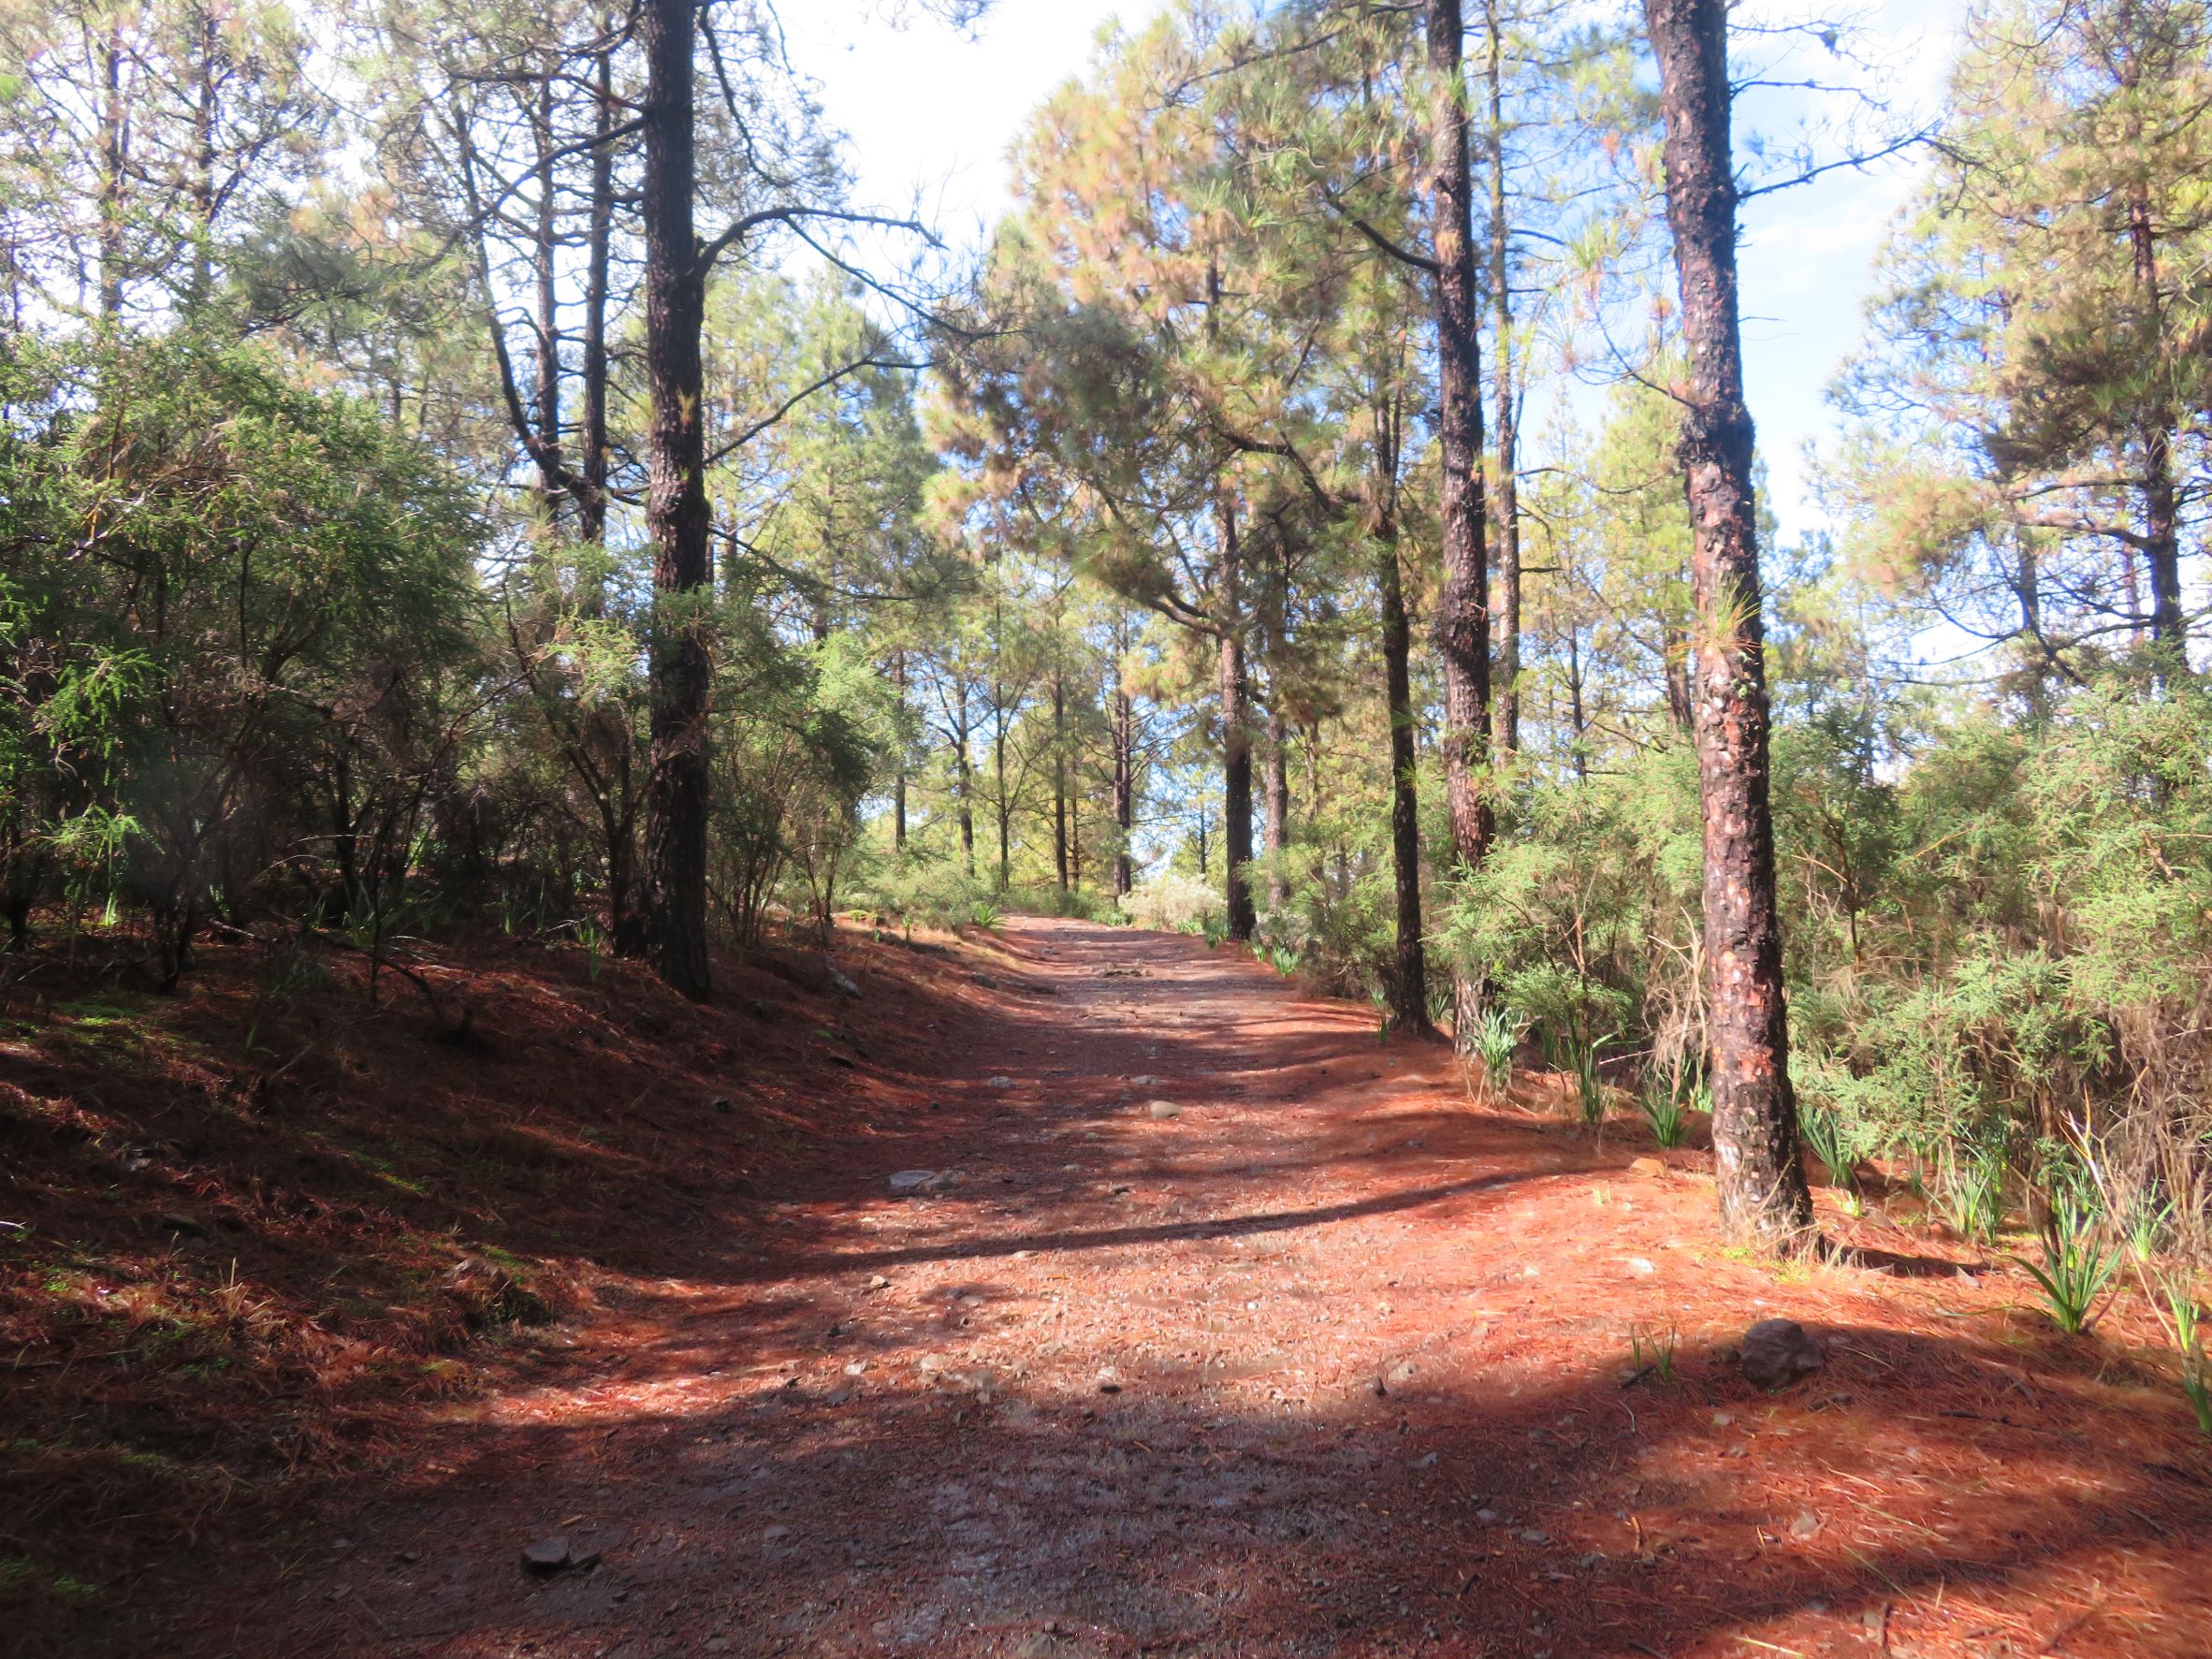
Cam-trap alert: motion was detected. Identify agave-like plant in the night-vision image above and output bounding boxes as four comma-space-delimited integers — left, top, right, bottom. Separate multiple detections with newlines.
1472, 1007, 1521, 1094
2019, 1189, 2120, 1335
1637, 1074, 1688, 1149
1572, 1034, 1613, 1129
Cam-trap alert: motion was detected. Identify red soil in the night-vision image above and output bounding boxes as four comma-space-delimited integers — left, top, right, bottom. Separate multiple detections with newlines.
12, 916, 2212, 1657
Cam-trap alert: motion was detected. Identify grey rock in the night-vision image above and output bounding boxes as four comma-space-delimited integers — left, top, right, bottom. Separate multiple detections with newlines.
888, 1170, 937, 1193
521, 1535, 573, 1574
156, 1212, 211, 1239
1146, 1100, 1182, 1120
828, 966, 861, 998
1740, 1317, 1824, 1390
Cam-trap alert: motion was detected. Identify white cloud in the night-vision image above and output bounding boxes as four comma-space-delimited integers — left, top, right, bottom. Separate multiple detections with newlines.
780, 0, 1173, 247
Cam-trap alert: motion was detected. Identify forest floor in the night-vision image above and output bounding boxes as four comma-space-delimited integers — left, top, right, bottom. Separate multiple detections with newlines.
10, 915, 2212, 1657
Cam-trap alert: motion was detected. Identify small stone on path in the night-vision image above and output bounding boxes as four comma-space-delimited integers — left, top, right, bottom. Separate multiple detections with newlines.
887, 1170, 936, 1193
1147, 1100, 1182, 1120
1740, 1317, 1824, 1390
521, 1535, 574, 1575
1629, 1157, 1666, 1177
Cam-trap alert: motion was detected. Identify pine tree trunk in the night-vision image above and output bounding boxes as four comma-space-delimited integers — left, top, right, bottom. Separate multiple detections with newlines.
892, 650, 909, 850
1216, 492, 1257, 942
1303, 720, 1327, 895
1483, 0, 1521, 756
954, 695, 975, 880
1264, 707, 1289, 914
640, 0, 713, 998
1645, 0, 1812, 1246
99, 28, 126, 322
1425, 0, 1494, 1055
1566, 626, 1588, 783
2127, 182, 2184, 662
587, 37, 642, 959
1664, 618, 1695, 735
1053, 676, 1070, 893
994, 683, 1011, 890
532, 75, 563, 511
190, 5, 217, 302
1378, 516, 1429, 1031
578, 36, 615, 548
1113, 676, 1134, 898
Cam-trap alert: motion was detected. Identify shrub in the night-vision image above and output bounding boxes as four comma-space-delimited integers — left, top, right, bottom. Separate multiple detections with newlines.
1119, 871, 1221, 934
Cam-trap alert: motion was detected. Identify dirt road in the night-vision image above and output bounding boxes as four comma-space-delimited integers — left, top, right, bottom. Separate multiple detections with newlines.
189, 918, 2212, 1658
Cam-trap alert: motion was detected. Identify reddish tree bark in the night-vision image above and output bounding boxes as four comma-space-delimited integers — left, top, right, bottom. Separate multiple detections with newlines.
1376, 501, 1429, 1031
1263, 707, 1289, 913
1425, 0, 1494, 1053
1482, 0, 1521, 756
1215, 489, 1257, 942
640, 0, 713, 998
1645, 0, 1812, 1244
1113, 655, 1134, 899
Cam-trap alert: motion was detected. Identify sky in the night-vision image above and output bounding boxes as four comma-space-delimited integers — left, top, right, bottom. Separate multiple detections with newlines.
779, 0, 1974, 552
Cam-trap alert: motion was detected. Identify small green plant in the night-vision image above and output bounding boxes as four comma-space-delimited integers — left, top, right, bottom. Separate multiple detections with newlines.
1572, 1034, 1613, 1130
2183, 1366, 2212, 1437
1264, 943, 1300, 976
1472, 1007, 1521, 1091
1627, 1323, 1678, 1385
2019, 1189, 2120, 1335
1799, 1105, 1863, 1191
2125, 1195, 2174, 1264
1201, 913, 1229, 949
968, 898, 1003, 931
2157, 1278, 2212, 1437
1939, 1136, 2009, 1243
1637, 1071, 1688, 1149
2165, 1278, 2200, 1357
574, 917, 605, 982
262, 930, 330, 997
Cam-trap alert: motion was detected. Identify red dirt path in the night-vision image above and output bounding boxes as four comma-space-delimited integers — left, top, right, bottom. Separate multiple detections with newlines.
177, 917, 2211, 1658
